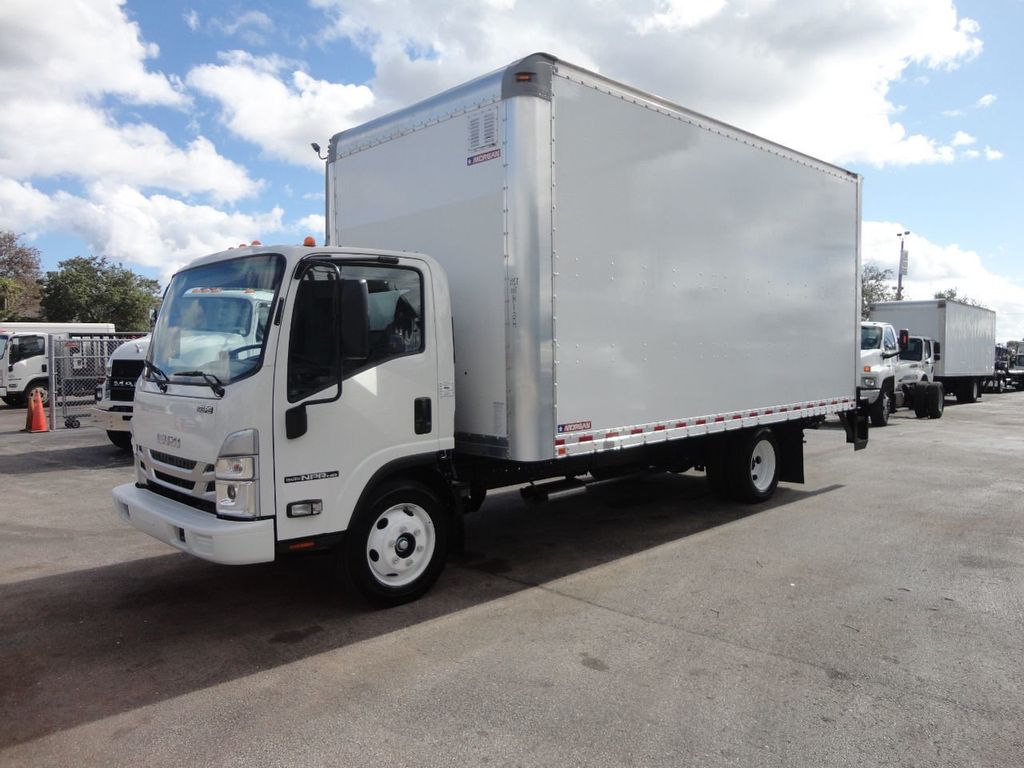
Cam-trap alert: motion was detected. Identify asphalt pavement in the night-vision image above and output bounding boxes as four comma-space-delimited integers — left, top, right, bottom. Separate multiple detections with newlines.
0, 395, 1022, 767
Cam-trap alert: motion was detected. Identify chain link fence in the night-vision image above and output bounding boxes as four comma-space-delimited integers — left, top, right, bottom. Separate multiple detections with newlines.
48, 334, 145, 429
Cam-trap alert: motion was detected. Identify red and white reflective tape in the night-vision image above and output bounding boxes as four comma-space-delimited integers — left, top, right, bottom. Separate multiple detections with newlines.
554, 396, 856, 457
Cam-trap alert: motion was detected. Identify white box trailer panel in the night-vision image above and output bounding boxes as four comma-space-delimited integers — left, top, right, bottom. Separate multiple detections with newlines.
330, 54, 861, 462
868, 300, 995, 377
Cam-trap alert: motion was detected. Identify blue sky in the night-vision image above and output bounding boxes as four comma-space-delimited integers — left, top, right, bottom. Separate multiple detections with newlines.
1, 0, 1022, 337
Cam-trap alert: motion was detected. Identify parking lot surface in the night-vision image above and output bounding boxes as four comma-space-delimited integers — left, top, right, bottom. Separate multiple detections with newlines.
1, 397, 1022, 767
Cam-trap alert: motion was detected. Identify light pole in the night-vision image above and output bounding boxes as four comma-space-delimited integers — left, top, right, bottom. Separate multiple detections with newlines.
896, 231, 910, 300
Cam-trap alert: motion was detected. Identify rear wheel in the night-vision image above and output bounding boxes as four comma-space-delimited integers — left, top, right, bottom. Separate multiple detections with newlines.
728, 428, 780, 503
1, 395, 21, 408
341, 481, 449, 607
957, 379, 978, 404
106, 430, 133, 451
913, 390, 929, 418
927, 382, 945, 419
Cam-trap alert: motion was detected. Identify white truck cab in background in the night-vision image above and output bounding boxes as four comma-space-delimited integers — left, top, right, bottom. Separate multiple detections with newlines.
0, 322, 115, 406
93, 335, 150, 450
860, 322, 943, 424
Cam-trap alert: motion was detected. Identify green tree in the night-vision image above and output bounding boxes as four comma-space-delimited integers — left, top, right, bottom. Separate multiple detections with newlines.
0, 231, 43, 319
41, 256, 160, 331
933, 287, 987, 309
861, 264, 896, 319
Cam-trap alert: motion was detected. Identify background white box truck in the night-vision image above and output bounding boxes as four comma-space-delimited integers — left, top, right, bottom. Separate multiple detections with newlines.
0, 322, 115, 406
869, 299, 995, 403
114, 54, 867, 606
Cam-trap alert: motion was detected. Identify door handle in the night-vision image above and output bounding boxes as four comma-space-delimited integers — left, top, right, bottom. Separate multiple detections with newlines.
414, 397, 432, 435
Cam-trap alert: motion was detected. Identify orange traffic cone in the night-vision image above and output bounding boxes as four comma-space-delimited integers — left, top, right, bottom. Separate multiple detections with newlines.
25, 390, 49, 433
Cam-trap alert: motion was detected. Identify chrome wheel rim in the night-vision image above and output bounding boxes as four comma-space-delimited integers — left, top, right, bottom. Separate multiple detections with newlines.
366, 503, 435, 588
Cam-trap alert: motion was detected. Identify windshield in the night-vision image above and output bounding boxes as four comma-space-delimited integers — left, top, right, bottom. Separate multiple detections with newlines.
900, 338, 922, 361
860, 326, 882, 350
149, 254, 284, 386
1013, 354, 1024, 369
0, 335, 7, 359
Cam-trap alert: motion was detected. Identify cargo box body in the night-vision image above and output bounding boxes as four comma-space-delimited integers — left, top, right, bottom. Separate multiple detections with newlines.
869, 300, 995, 378
328, 54, 861, 463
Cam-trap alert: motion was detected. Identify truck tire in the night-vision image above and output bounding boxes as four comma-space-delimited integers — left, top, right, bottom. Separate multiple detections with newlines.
956, 379, 978, 404
728, 427, 779, 503
1, 395, 21, 408
927, 382, 944, 419
340, 480, 449, 607
106, 430, 133, 451
25, 381, 49, 408
869, 386, 891, 427
913, 391, 929, 418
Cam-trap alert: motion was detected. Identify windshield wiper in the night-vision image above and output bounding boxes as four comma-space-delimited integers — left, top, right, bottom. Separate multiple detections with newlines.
172, 370, 226, 398
143, 360, 169, 392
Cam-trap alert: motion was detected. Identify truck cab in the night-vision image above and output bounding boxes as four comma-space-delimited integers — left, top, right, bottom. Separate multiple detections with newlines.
860, 321, 909, 426
1007, 352, 1024, 390
93, 335, 150, 450
1, 332, 50, 406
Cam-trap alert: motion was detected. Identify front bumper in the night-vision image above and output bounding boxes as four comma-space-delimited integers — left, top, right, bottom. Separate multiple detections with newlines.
113, 482, 274, 565
860, 387, 880, 405
92, 406, 133, 432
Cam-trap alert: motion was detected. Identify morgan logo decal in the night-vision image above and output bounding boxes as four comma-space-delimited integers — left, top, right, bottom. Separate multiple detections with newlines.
557, 421, 592, 434
467, 148, 501, 166
284, 471, 340, 484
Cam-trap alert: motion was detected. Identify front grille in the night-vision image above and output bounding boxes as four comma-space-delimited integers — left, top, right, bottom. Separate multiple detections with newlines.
150, 450, 197, 470
154, 470, 194, 490
110, 360, 144, 402
139, 444, 216, 513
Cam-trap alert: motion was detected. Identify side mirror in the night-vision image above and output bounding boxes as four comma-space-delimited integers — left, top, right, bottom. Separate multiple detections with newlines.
340, 278, 370, 363
934, 341, 941, 361
285, 404, 308, 440
898, 329, 909, 351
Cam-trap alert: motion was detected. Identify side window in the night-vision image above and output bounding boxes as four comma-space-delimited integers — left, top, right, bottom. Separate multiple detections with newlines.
883, 327, 897, 352
287, 265, 339, 403
340, 265, 424, 375
10, 335, 45, 364
924, 340, 932, 359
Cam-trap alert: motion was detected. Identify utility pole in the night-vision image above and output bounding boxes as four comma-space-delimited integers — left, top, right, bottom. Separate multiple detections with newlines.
896, 231, 910, 300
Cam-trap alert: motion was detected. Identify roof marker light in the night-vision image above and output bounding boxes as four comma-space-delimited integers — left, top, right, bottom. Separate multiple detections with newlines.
303, 236, 316, 247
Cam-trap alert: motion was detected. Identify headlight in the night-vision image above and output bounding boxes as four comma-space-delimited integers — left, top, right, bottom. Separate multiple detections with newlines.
861, 376, 877, 388
215, 429, 259, 519
215, 456, 254, 480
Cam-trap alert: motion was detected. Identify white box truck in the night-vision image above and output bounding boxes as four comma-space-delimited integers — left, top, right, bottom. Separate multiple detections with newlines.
0, 322, 115, 406
868, 299, 995, 403
113, 54, 867, 606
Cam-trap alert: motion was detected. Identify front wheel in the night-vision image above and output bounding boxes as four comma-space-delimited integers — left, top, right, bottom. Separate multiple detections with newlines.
728, 427, 780, 503
107, 430, 133, 451
25, 381, 49, 408
341, 481, 449, 607
869, 387, 891, 427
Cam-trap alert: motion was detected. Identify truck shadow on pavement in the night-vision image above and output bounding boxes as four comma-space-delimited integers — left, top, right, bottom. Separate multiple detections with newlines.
0, 471, 840, 747
0, 443, 133, 474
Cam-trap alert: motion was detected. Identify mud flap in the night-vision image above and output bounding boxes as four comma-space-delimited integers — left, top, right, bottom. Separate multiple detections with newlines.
775, 426, 804, 484
838, 402, 869, 451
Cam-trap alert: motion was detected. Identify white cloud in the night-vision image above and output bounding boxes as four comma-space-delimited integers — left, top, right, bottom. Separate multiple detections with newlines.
211, 10, 275, 45
862, 221, 1024, 340
0, 180, 286, 283
976, 93, 997, 108
184, 10, 199, 31
941, 108, 965, 117
297, 214, 326, 236
187, 51, 375, 168
951, 131, 975, 146
306, 0, 982, 169
984, 146, 1004, 161
963, 149, 981, 159
0, 0, 258, 201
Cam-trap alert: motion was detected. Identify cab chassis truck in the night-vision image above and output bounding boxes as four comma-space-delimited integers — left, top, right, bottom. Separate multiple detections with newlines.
114, 54, 868, 606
